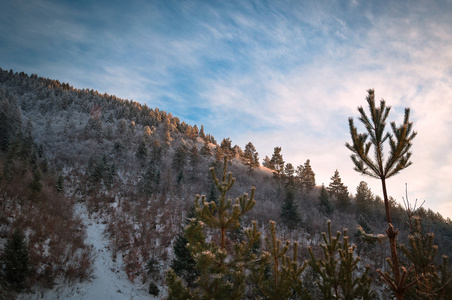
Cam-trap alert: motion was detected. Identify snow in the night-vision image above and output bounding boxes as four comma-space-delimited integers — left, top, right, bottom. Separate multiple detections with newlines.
19, 203, 159, 300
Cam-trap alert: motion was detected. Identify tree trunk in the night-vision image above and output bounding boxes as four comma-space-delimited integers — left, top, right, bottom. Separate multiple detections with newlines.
381, 178, 403, 299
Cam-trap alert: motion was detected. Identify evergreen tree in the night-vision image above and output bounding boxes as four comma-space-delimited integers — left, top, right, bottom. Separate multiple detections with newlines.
308, 221, 374, 299
327, 170, 350, 207
135, 138, 148, 160
199, 124, 206, 140
172, 145, 188, 172
1, 229, 30, 292
318, 184, 334, 215
214, 146, 224, 162
346, 89, 417, 300
300, 159, 316, 193
29, 166, 43, 193
56, 175, 64, 194
262, 155, 271, 168
170, 207, 199, 287
355, 181, 374, 215
270, 147, 284, 177
116, 119, 127, 136
105, 163, 116, 187
164, 118, 173, 147
220, 137, 233, 158
280, 188, 301, 229
284, 163, 295, 183
188, 145, 200, 172
166, 157, 260, 299
150, 139, 162, 163
128, 120, 136, 136
400, 217, 452, 299
243, 142, 259, 171
140, 162, 160, 196
143, 125, 153, 141
253, 221, 310, 300
200, 140, 212, 156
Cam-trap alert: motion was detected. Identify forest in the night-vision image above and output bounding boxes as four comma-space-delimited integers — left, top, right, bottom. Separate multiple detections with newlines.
1, 68, 452, 299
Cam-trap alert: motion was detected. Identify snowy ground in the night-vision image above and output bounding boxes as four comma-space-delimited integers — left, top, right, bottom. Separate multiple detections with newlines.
19, 203, 158, 300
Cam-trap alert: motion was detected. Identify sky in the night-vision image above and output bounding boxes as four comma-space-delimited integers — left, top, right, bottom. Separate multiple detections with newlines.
1, 0, 452, 218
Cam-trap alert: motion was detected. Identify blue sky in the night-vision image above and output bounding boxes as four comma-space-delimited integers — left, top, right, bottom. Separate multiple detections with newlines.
1, 0, 452, 218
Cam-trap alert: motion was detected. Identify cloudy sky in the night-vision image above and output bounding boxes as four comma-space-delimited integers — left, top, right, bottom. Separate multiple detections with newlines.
1, 0, 452, 217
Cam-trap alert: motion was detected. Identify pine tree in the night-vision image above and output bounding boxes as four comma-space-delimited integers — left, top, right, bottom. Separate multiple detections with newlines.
355, 181, 374, 215
172, 145, 188, 172
243, 142, 259, 171
253, 221, 310, 300
400, 216, 452, 299
166, 157, 260, 299
188, 145, 200, 171
346, 89, 417, 300
135, 138, 148, 160
1, 229, 30, 292
164, 118, 173, 147
214, 146, 224, 162
170, 207, 199, 287
284, 163, 295, 184
140, 162, 160, 196
327, 170, 350, 208
280, 188, 301, 229
56, 175, 64, 193
220, 137, 233, 158
318, 184, 334, 215
270, 147, 284, 177
199, 124, 206, 140
308, 221, 374, 299
29, 166, 43, 193
200, 140, 212, 156
143, 125, 153, 140
262, 155, 271, 168
300, 159, 316, 193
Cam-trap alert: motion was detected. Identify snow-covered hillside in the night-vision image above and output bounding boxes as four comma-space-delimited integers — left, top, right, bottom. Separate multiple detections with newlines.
19, 203, 157, 300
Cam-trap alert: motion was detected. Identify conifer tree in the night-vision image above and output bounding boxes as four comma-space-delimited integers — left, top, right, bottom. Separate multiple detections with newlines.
140, 162, 160, 196
253, 221, 310, 300
1, 229, 30, 292
270, 147, 284, 177
189, 145, 199, 168
280, 188, 301, 229
135, 138, 148, 160
243, 142, 259, 171
220, 137, 233, 158
308, 221, 374, 299
172, 145, 188, 172
56, 174, 64, 193
346, 89, 417, 299
29, 166, 42, 193
400, 216, 452, 299
200, 140, 212, 156
143, 125, 153, 140
284, 163, 295, 184
170, 206, 199, 287
262, 155, 271, 168
355, 181, 374, 215
318, 184, 334, 215
300, 159, 316, 193
327, 170, 350, 208
164, 118, 173, 147
166, 157, 260, 299
214, 146, 224, 162
199, 124, 206, 140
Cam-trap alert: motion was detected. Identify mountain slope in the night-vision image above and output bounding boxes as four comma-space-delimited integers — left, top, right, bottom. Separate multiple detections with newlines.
1, 68, 452, 299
